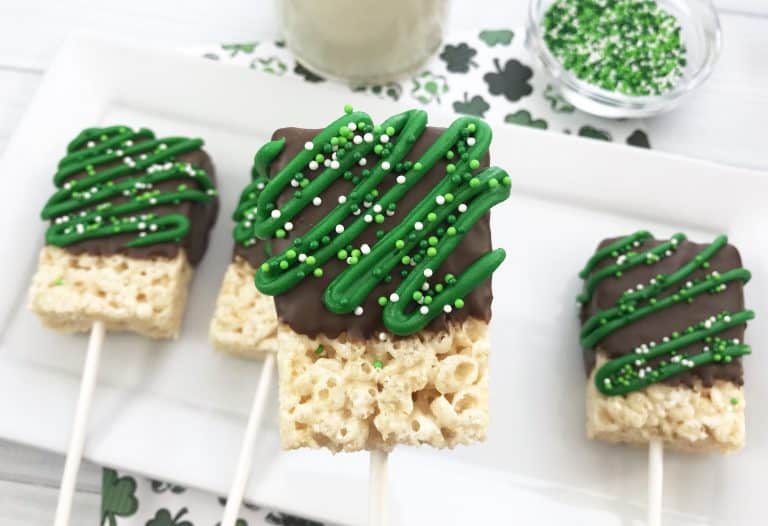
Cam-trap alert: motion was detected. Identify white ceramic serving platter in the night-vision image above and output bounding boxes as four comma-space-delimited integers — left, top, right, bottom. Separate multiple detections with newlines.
1, 35, 767, 525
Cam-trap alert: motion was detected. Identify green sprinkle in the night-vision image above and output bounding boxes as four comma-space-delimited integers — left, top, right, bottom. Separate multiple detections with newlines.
542, 0, 687, 96
467, 123, 476, 133
378, 296, 388, 306
401, 255, 411, 265
286, 249, 297, 259
279, 260, 289, 270
427, 247, 437, 257
469, 159, 480, 169
313, 268, 323, 277
446, 164, 456, 173
337, 249, 348, 260
454, 298, 465, 308
344, 104, 353, 114
444, 193, 454, 202
306, 255, 316, 265
730, 397, 739, 406
414, 162, 423, 170
315, 344, 325, 354
348, 256, 359, 265
395, 239, 405, 249
374, 144, 384, 155
446, 226, 457, 236
469, 177, 481, 188
50, 277, 64, 287
428, 236, 438, 246
260, 262, 270, 272
427, 212, 437, 222
488, 179, 499, 189
385, 126, 395, 136
373, 360, 383, 370
275, 229, 286, 238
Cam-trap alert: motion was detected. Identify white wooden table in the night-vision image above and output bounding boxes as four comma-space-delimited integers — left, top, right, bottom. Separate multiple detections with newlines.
1, 1, 766, 524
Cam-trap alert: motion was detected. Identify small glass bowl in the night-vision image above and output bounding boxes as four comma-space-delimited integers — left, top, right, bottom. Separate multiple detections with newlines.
526, 0, 722, 118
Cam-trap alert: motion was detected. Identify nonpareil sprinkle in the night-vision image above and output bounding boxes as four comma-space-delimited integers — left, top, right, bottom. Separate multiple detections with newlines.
542, 0, 687, 96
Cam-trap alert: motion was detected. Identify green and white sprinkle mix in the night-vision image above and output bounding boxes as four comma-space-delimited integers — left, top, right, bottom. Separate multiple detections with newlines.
543, 0, 687, 96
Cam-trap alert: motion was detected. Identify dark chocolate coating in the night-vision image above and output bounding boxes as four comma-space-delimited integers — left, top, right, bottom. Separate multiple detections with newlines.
580, 237, 745, 387
235, 127, 494, 340
56, 149, 219, 266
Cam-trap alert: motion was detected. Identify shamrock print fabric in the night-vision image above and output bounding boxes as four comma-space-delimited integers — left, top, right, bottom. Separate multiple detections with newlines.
191, 28, 651, 147
101, 467, 329, 526
103, 26, 651, 526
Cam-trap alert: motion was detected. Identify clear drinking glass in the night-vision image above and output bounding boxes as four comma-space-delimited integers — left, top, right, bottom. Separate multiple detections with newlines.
277, 0, 449, 84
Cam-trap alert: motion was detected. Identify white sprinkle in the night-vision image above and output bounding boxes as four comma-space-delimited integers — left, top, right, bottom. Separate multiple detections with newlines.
361, 243, 371, 255
373, 204, 382, 213
358, 158, 367, 166
284, 222, 294, 232
458, 203, 468, 213
330, 160, 340, 170
347, 122, 357, 131
149, 198, 157, 205
414, 222, 424, 231
389, 293, 399, 302
435, 195, 446, 205
298, 253, 307, 262
380, 134, 389, 144
354, 306, 364, 316
364, 133, 374, 143
313, 196, 322, 206
467, 137, 476, 146
338, 195, 347, 204
149, 224, 158, 232
335, 224, 345, 234
324, 159, 331, 168
290, 180, 299, 187
364, 214, 373, 223
304, 141, 314, 151
422, 282, 430, 291
87, 141, 95, 148
724, 315, 732, 323
381, 161, 391, 171
420, 306, 429, 315
424, 269, 433, 278
378, 332, 387, 341
309, 161, 319, 170
138, 222, 146, 230
443, 305, 452, 313
396, 175, 406, 184
270, 210, 281, 219
353, 135, 363, 145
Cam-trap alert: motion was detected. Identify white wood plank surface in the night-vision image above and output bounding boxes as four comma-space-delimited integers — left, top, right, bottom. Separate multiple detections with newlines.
0, 0, 766, 522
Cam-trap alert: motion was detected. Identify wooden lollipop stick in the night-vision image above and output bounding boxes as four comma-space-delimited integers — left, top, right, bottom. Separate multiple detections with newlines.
221, 352, 276, 526
53, 320, 106, 526
368, 450, 389, 526
647, 438, 664, 526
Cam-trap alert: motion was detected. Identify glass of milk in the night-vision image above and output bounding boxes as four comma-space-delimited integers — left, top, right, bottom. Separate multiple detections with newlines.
277, 0, 449, 84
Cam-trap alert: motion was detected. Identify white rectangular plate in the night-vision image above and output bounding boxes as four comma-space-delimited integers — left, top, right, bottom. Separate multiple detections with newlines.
1, 35, 767, 526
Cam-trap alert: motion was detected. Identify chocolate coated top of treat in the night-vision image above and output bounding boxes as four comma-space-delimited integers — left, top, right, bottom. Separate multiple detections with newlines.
580, 234, 748, 389
236, 125, 495, 340
42, 126, 219, 266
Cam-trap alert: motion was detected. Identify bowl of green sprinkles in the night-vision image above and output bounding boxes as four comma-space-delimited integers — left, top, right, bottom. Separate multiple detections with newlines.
526, 0, 722, 118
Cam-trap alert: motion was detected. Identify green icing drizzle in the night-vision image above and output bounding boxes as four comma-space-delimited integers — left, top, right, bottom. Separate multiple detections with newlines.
42, 125, 217, 248
234, 107, 511, 336
578, 231, 754, 396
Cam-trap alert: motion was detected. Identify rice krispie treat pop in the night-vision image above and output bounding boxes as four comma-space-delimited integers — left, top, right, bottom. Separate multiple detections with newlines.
243, 107, 511, 455
28, 125, 218, 526
578, 231, 754, 525
30, 125, 219, 338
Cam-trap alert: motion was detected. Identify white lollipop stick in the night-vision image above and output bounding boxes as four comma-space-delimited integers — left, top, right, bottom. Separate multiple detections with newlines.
647, 438, 663, 526
368, 450, 388, 526
221, 352, 276, 526
53, 320, 106, 526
